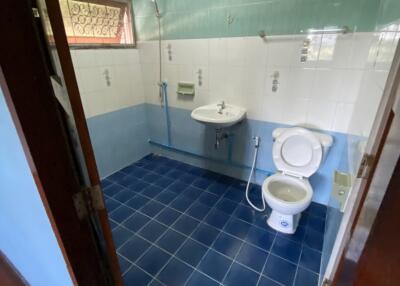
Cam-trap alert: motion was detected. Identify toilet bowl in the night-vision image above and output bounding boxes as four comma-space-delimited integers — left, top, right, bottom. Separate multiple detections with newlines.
262, 127, 332, 234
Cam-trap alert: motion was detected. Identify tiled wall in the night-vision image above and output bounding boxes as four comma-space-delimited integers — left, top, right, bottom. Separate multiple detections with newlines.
139, 31, 397, 136
71, 48, 144, 117
71, 49, 150, 177
132, 0, 399, 41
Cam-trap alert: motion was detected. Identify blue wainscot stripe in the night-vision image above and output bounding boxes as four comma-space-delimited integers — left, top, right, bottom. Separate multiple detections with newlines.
145, 103, 352, 206
87, 104, 151, 178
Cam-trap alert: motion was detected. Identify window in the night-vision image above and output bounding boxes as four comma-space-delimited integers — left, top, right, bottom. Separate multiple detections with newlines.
59, 0, 135, 47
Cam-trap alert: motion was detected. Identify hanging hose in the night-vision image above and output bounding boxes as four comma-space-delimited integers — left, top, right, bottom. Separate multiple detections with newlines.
245, 136, 266, 212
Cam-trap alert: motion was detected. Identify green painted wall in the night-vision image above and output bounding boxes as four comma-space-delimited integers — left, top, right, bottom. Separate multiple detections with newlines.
132, 0, 400, 41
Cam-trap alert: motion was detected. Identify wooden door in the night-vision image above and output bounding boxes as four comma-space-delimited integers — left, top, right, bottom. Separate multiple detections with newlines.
0, 0, 122, 285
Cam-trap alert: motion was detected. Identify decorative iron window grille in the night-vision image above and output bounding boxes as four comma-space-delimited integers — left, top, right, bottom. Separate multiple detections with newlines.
59, 0, 135, 47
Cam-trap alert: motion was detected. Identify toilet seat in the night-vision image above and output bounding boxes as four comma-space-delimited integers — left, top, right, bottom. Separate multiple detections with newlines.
273, 127, 322, 178
262, 173, 313, 215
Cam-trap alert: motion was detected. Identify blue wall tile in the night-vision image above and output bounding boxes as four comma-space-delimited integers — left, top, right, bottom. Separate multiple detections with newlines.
146, 103, 351, 206
87, 104, 151, 178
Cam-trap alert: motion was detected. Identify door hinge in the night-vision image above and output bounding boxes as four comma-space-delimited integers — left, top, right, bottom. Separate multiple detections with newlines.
32, 8, 40, 18
356, 153, 374, 179
73, 185, 105, 220
322, 278, 332, 286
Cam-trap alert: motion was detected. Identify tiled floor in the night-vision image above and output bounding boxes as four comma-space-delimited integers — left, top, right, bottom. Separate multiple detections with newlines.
103, 154, 326, 286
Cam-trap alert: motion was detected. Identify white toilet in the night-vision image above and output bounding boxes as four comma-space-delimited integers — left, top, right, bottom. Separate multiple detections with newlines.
262, 127, 333, 234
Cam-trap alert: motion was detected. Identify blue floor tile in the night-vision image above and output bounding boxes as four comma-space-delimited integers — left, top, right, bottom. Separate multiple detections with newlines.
153, 165, 170, 175
215, 198, 238, 214
112, 226, 133, 248
130, 167, 148, 178
271, 237, 302, 264
125, 194, 150, 210
119, 235, 151, 262
204, 209, 230, 229
234, 205, 257, 223
193, 177, 213, 189
108, 171, 126, 182
208, 182, 229, 195
154, 177, 174, 188
168, 181, 190, 194
186, 202, 211, 220
140, 201, 164, 217
154, 190, 176, 204
109, 205, 135, 223
117, 254, 132, 274
136, 246, 171, 276
105, 198, 120, 212
156, 229, 186, 254
212, 233, 243, 259
148, 279, 164, 286
277, 225, 306, 244
123, 265, 152, 286
113, 189, 135, 203
164, 169, 184, 179
198, 192, 219, 207
142, 173, 160, 183
176, 238, 208, 267
172, 215, 199, 236
223, 262, 260, 286
179, 173, 197, 184
198, 250, 233, 282
141, 185, 163, 198
258, 276, 281, 286
303, 228, 324, 251
245, 226, 275, 251
127, 181, 148, 192
182, 186, 203, 200
138, 220, 168, 242
224, 218, 252, 240
307, 214, 326, 233
299, 246, 321, 273
294, 267, 319, 286
157, 258, 194, 286
103, 184, 124, 197
170, 195, 193, 212
122, 212, 151, 232
191, 223, 220, 246
155, 207, 181, 226
186, 270, 219, 286
106, 155, 326, 286
236, 242, 269, 272
119, 175, 138, 187
263, 254, 297, 286
306, 202, 327, 218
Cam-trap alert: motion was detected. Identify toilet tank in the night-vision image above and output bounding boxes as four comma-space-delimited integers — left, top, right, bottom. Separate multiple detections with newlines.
272, 127, 333, 162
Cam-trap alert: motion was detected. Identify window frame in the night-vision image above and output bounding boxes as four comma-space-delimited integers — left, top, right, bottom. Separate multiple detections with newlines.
63, 0, 136, 49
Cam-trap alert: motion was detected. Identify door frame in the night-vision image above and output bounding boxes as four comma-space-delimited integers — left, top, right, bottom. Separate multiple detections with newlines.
323, 37, 400, 284
1, 1, 121, 285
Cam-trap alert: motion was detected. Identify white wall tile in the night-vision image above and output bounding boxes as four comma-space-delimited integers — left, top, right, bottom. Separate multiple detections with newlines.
332, 103, 354, 133
311, 69, 342, 101
288, 68, 316, 99
244, 37, 268, 67
306, 99, 337, 130
209, 38, 228, 66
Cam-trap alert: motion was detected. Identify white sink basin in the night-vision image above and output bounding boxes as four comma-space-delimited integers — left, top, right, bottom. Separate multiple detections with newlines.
191, 103, 246, 128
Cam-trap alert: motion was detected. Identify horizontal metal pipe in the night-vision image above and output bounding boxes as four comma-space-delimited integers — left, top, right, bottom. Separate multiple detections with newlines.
148, 139, 271, 176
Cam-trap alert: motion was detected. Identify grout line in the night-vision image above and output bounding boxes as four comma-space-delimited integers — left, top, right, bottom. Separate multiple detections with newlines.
107, 156, 326, 285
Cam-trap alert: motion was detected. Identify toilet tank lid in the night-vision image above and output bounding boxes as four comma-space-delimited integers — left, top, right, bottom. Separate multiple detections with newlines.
273, 128, 333, 147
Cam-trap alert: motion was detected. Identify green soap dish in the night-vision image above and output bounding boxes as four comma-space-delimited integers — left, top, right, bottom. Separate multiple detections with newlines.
177, 82, 195, 96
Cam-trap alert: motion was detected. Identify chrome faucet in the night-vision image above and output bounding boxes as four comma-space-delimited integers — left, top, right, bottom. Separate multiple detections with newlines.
217, 101, 225, 114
